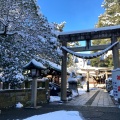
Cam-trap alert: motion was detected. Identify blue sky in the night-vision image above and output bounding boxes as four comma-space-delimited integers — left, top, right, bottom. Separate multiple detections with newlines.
37, 0, 104, 32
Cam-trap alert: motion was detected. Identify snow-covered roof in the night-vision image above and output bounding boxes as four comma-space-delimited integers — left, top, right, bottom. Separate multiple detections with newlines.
58, 25, 120, 36
46, 60, 61, 72
23, 59, 46, 70
45, 60, 70, 74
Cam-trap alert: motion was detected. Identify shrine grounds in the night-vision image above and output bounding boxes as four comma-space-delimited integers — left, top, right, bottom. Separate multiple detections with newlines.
0, 89, 120, 120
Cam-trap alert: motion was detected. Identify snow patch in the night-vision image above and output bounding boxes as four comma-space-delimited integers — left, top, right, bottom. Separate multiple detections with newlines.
16, 102, 23, 108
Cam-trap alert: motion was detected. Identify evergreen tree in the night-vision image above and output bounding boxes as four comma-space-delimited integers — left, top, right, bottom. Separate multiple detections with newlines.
97, 0, 120, 27
0, 0, 62, 86
91, 0, 120, 67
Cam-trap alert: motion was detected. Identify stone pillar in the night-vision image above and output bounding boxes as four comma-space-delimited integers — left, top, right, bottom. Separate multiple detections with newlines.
68, 81, 77, 91
111, 36, 120, 69
31, 77, 37, 107
45, 79, 50, 102
111, 36, 120, 103
61, 41, 67, 101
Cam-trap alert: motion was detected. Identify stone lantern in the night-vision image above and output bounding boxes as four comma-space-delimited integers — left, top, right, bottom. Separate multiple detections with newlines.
68, 72, 78, 91
23, 59, 46, 108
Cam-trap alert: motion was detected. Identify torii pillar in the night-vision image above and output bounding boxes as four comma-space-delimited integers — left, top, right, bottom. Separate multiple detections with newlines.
111, 36, 120, 103
61, 41, 67, 101
111, 36, 120, 69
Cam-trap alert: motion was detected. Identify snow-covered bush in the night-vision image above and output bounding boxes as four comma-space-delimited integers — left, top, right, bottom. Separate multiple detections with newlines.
106, 77, 113, 92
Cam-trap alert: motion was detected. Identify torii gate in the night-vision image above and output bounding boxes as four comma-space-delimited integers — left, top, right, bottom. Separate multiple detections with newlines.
58, 25, 120, 101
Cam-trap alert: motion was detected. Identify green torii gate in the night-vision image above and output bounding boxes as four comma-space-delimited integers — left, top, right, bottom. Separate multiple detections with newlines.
58, 25, 120, 101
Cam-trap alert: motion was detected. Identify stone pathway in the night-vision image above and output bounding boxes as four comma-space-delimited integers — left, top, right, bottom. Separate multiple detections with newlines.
91, 89, 115, 107
66, 90, 97, 106
66, 89, 116, 107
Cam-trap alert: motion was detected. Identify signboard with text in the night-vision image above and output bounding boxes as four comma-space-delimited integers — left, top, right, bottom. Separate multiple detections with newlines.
112, 69, 120, 98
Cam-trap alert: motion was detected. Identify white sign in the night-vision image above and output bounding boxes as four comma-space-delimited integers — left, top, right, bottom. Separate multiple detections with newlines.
112, 68, 120, 98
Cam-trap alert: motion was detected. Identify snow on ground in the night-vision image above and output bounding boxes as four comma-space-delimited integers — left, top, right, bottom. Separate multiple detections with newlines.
18, 84, 101, 120
78, 88, 86, 95
49, 96, 60, 102
16, 102, 23, 108
24, 110, 83, 120
15, 88, 86, 120
49, 87, 86, 102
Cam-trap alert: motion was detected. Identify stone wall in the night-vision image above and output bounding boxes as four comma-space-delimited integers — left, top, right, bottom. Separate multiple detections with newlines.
0, 89, 50, 108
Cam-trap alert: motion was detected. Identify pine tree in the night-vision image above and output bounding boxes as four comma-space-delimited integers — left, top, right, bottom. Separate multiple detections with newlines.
91, 0, 120, 67
97, 0, 120, 27
0, 0, 62, 87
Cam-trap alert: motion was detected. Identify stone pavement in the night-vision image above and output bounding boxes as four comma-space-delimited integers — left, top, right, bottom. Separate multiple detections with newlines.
65, 89, 116, 107
91, 89, 115, 107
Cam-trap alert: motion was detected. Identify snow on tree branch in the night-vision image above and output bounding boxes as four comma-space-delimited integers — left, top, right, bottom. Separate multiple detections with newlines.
0, 0, 62, 87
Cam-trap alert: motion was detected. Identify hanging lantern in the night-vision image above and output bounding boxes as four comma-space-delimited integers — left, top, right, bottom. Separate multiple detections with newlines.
100, 55, 104, 61
87, 60, 91, 65
74, 57, 79, 63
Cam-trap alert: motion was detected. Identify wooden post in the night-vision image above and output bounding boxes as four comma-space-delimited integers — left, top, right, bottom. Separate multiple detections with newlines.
45, 79, 49, 91
0, 82, 3, 90
61, 41, 67, 101
86, 39, 91, 49
111, 36, 120, 69
86, 70, 89, 92
105, 70, 108, 80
